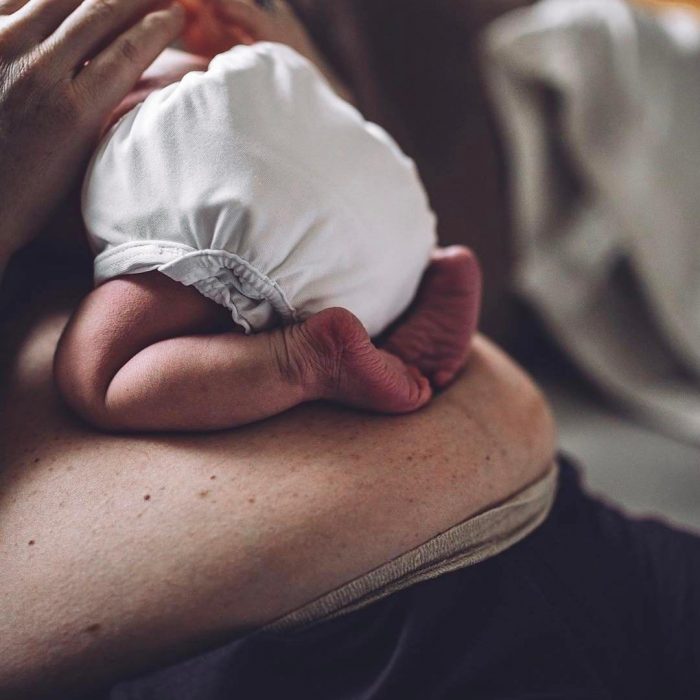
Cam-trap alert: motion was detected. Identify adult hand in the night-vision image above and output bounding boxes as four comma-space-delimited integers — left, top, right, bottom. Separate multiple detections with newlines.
0, 0, 186, 265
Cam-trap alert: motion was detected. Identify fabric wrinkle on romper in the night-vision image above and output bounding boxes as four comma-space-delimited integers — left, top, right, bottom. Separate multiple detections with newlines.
82, 42, 437, 337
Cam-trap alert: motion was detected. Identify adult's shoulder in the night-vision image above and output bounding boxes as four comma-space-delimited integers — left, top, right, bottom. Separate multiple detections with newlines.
0, 290, 554, 694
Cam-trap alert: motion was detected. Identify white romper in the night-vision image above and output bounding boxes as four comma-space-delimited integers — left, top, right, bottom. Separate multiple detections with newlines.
83, 42, 437, 337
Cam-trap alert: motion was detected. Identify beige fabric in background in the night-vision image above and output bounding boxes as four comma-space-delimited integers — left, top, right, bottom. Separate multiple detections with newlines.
266, 462, 558, 632
484, 0, 700, 444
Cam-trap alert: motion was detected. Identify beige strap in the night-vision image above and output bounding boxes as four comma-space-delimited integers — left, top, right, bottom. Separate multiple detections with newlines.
265, 462, 559, 632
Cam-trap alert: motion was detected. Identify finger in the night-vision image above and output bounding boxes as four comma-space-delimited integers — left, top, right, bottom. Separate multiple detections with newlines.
10, 0, 83, 38
0, 0, 29, 15
50, 0, 165, 68
75, 3, 185, 116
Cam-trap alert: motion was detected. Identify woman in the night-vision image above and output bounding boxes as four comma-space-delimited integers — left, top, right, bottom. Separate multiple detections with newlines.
0, 0, 556, 695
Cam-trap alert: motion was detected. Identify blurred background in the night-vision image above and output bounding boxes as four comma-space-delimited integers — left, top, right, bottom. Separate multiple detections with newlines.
285, 0, 700, 530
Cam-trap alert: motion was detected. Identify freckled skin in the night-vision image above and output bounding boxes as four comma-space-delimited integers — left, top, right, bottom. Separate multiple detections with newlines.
1, 294, 555, 696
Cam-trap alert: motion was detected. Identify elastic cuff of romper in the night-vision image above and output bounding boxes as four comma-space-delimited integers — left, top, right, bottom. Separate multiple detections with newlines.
93, 241, 299, 333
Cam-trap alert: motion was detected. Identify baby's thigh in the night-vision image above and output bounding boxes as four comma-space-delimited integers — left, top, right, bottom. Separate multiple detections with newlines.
54, 272, 231, 405
63, 273, 228, 361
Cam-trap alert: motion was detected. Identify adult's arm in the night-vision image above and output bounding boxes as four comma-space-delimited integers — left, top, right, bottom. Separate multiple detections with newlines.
0, 284, 555, 697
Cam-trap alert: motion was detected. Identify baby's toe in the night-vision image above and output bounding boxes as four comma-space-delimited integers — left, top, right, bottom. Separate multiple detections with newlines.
359, 351, 432, 414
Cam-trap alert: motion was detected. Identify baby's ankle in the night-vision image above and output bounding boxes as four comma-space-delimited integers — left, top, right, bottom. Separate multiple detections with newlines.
272, 308, 365, 402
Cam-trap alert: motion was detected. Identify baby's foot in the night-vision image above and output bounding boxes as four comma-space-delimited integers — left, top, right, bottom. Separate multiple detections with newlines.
383, 247, 482, 389
203, 0, 355, 103
285, 308, 432, 414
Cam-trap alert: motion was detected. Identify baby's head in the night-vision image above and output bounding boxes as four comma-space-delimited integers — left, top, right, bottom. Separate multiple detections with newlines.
106, 49, 210, 134
84, 42, 436, 337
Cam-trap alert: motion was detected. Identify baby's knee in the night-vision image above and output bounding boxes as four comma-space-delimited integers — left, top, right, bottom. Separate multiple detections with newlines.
54, 313, 123, 431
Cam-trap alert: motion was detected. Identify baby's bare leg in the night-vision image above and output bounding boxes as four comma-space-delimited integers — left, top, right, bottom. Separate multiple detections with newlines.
55, 273, 308, 432
55, 272, 431, 432
54, 273, 206, 430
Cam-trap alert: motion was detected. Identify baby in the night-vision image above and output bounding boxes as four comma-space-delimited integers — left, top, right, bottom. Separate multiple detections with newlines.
55, 0, 477, 432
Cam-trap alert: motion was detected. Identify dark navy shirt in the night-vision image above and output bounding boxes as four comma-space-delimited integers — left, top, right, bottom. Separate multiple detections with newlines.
108, 458, 700, 699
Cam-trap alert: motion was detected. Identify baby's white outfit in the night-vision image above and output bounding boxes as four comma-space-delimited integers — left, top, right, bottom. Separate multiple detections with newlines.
83, 42, 436, 337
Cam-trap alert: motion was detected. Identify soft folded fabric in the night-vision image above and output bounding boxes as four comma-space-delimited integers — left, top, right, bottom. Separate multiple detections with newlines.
484, 0, 700, 443
83, 42, 436, 337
